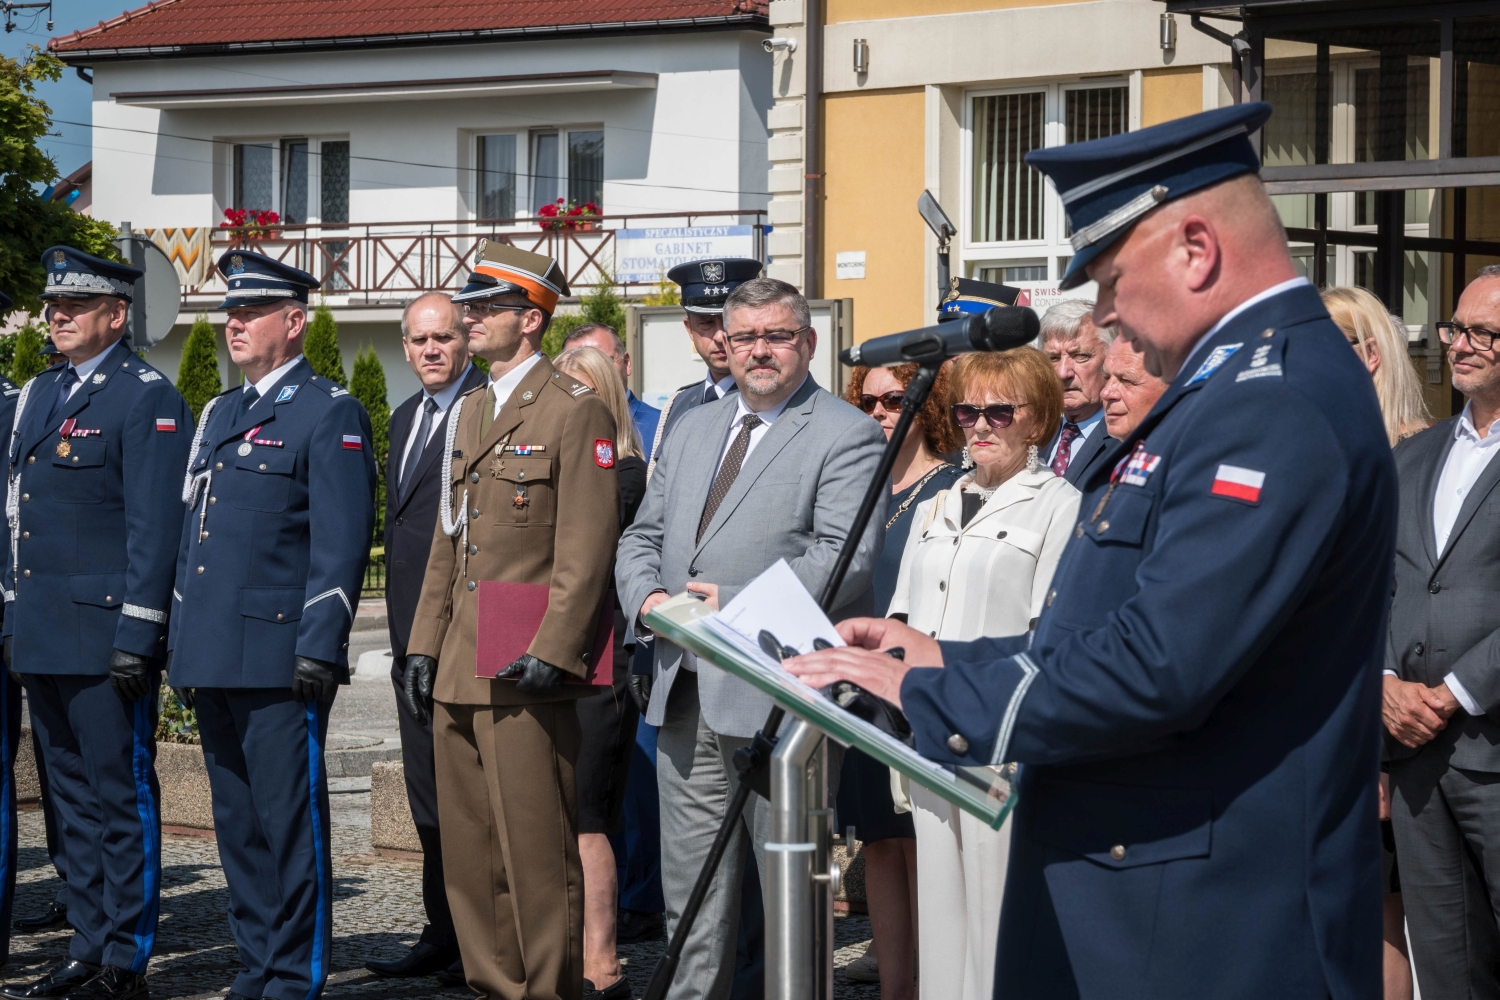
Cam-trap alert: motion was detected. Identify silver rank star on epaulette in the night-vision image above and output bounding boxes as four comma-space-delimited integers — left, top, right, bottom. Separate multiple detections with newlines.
330, 387, 349, 397
1236, 334, 1283, 382
570, 383, 591, 397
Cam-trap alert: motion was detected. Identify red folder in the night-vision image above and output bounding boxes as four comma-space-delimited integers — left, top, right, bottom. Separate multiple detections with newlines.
475, 581, 614, 685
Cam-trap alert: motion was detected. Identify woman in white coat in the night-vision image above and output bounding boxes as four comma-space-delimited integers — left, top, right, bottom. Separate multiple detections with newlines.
888, 346, 1081, 1000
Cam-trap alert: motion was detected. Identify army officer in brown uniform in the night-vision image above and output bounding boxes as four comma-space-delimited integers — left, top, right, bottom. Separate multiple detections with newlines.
401, 242, 619, 1000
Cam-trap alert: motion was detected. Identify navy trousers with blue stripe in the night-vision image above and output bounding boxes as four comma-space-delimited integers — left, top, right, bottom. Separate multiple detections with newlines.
0, 675, 22, 964
25, 673, 160, 971
197, 689, 332, 1000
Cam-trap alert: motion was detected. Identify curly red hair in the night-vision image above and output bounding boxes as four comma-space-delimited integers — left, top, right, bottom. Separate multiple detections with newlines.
843, 361, 962, 457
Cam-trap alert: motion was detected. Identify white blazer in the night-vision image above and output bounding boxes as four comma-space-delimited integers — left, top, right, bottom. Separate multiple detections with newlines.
889, 466, 1081, 641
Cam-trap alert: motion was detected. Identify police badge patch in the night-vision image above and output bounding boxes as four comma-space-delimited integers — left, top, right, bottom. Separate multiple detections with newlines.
594, 439, 615, 468
702, 261, 726, 284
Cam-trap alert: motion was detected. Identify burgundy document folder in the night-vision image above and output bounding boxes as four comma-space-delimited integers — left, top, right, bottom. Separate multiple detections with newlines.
475, 581, 613, 685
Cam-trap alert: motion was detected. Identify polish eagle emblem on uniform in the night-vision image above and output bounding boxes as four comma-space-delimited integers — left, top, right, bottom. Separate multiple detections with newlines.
229, 254, 244, 273
594, 439, 615, 468
52, 250, 66, 268
701, 261, 725, 284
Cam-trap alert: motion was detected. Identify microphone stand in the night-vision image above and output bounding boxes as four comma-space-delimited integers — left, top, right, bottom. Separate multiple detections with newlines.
642, 361, 943, 1000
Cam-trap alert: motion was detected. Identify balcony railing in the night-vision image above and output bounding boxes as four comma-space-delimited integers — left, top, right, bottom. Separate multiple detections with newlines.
157, 209, 767, 307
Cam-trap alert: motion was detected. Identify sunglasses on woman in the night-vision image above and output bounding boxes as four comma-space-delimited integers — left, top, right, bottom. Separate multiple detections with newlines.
858, 392, 905, 414
951, 402, 1023, 429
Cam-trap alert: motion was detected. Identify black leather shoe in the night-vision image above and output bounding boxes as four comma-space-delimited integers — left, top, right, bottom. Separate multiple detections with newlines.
59, 967, 147, 1000
365, 940, 459, 978
616, 908, 664, 944
433, 959, 465, 988
0, 960, 99, 999
13, 902, 68, 933
583, 975, 632, 999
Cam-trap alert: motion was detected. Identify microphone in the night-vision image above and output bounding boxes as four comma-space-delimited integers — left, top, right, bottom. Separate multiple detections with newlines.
839, 307, 1040, 368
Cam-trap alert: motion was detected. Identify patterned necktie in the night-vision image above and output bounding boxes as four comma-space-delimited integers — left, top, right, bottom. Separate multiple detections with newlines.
399, 397, 439, 501
698, 414, 762, 543
1051, 421, 1081, 477
237, 386, 261, 421
46, 368, 80, 429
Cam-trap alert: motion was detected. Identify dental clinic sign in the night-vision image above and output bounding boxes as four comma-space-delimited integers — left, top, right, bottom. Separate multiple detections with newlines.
614, 225, 758, 284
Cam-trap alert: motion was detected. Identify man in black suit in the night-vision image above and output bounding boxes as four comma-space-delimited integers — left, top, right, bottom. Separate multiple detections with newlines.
367, 292, 487, 981
1386, 265, 1500, 1000
1040, 298, 1113, 485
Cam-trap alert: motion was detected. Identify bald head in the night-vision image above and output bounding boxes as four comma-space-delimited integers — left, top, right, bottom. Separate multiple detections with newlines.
401, 292, 470, 393
1088, 174, 1299, 381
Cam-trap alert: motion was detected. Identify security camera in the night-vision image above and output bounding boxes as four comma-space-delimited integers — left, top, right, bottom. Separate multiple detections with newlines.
762, 37, 797, 54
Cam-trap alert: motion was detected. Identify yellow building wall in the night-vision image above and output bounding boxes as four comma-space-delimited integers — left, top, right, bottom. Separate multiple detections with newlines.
1141, 66, 1203, 127
822, 88, 929, 342
827, 0, 1083, 22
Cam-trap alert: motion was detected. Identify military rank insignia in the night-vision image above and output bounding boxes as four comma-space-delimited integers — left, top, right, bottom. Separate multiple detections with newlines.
594, 439, 615, 468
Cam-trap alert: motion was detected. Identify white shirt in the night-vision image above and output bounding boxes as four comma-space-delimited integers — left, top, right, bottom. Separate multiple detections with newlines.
397, 364, 475, 476
1381, 401, 1495, 716
702, 373, 737, 403
714, 376, 804, 475
490, 351, 543, 417
1044, 407, 1106, 467
1180, 277, 1311, 376
62, 340, 124, 401
243, 354, 305, 403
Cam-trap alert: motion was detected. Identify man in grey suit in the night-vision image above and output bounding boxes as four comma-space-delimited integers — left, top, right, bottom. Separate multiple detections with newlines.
617, 277, 885, 1000
1386, 265, 1500, 999
1040, 298, 1113, 485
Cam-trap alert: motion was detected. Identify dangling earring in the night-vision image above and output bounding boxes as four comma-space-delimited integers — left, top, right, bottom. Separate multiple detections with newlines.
1026, 443, 1040, 473
961, 447, 974, 470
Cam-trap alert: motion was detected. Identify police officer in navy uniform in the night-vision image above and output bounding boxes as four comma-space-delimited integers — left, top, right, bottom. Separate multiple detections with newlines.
0, 292, 24, 969
0, 250, 192, 1000
168, 250, 376, 1000
788, 103, 1394, 998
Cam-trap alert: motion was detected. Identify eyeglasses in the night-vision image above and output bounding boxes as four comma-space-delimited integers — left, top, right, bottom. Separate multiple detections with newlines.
726, 327, 809, 351
951, 402, 1023, 429
858, 392, 905, 414
1437, 322, 1500, 351
462, 302, 533, 318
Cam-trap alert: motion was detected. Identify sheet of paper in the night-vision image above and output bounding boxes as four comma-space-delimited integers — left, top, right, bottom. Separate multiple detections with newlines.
710, 559, 845, 657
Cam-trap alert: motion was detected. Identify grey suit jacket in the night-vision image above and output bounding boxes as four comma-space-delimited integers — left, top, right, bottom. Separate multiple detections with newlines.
617, 376, 887, 737
1387, 416, 1500, 770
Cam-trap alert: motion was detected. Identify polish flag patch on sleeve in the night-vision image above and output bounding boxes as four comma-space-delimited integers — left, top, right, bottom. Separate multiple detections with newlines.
342, 434, 363, 450
155, 418, 177, 432
1211, 464, 1265, 504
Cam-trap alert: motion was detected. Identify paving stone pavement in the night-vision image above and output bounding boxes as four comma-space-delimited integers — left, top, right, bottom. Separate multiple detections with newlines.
4, 799, 880, 999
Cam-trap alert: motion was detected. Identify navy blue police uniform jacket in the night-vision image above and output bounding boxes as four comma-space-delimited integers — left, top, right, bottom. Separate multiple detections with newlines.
168, 358, 376, 687
2, 343, 192, 669
901, 284, 1395, 1000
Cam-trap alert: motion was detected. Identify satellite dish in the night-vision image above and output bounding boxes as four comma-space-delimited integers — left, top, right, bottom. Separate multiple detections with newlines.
112, 234, 182, 351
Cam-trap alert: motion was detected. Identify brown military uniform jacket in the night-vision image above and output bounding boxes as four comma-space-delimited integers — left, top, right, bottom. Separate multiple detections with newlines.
407, 355, 620, 706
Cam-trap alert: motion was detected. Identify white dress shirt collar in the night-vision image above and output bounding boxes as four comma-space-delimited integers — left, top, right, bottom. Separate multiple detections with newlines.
66, 340, 123, 391
491, 351, 543, 416
245, 354, 305, 400
425, 364, 474, 413
1181, 277, 1310, 376
716, 375, 807, 470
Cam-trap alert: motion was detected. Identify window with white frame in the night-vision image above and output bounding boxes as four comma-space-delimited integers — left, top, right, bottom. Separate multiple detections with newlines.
473, 127, 604, 220
229, 137, 349, 224
964, 80, 1132, 285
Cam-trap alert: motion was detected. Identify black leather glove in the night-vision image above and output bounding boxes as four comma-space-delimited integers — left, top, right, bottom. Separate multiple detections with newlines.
172, 686, 196, 711
627, 672, 653, 714
108, 649, 154, 703
499, 654, 566, 695
291, 655, 338, 704
402, 655, 437, 727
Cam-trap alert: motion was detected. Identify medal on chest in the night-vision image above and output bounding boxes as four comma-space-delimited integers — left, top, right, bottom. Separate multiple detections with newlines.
237, 425, 263, 457
55, 418, 75, 458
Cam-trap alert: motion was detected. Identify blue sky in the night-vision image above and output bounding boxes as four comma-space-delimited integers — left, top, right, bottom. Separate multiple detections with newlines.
3, 0, 133, 179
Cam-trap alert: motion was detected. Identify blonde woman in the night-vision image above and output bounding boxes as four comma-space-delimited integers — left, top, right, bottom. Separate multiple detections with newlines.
888, 347, 1081, 1000
1323, 286, 1431, 445
551, 344, 645, 1000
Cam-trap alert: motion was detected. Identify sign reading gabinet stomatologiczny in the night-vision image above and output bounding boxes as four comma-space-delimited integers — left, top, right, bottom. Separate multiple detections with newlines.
615, 226, 757, 285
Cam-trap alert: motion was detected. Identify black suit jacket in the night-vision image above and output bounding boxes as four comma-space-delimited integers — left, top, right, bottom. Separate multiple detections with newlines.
1387, 417, 1500, 770
384, 364, 489, 658
1048, 418, 1111, 486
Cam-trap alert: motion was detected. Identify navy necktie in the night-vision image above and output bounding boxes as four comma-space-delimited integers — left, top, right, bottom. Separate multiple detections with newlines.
400, 398, 439, 501
704, 384, 719, 405
238, 386, 261, 421
46, 368, 80, 430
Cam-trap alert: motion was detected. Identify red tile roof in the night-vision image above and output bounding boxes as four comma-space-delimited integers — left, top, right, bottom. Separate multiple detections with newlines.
50, 0, 768, 56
